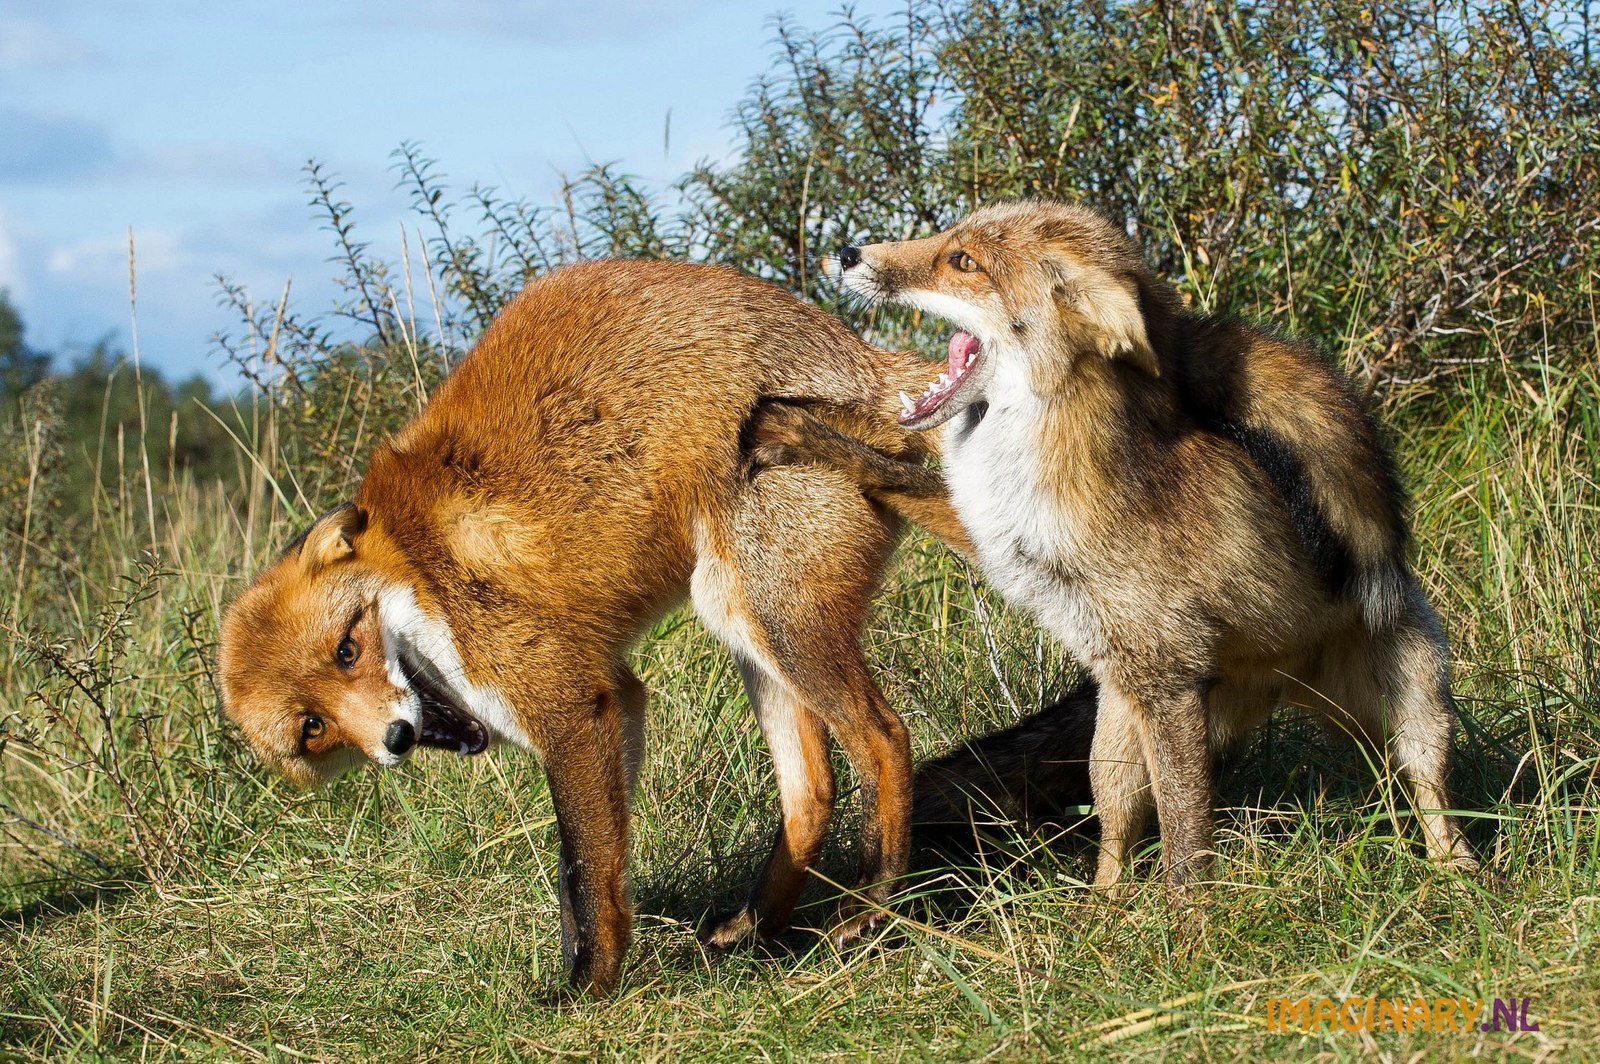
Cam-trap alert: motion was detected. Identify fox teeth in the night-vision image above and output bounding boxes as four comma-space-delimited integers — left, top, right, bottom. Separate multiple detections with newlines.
899, 391, 915, 413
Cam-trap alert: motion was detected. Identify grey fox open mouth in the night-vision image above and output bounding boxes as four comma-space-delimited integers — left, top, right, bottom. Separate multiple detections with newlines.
900, 331, 981, 424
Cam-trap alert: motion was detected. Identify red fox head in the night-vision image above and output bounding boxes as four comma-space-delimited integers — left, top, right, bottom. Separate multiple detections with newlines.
838, 200, 1181, 428
218, 503, 488, 788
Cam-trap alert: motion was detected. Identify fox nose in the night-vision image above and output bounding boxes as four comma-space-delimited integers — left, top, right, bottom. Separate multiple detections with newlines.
838, 245, 861, 270
384, 720, 416, 756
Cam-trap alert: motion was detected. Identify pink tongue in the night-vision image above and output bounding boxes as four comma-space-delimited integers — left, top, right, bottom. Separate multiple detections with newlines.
948, 331, 980, 374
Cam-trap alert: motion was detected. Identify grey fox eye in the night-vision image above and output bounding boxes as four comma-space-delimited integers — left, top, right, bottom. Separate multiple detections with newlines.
950, 251, 979, 273
303, 716, 325, 740
336, 637, 360, 667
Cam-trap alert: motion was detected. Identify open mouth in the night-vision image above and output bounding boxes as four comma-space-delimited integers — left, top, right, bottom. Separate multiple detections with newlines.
899, 331, 981, 424
398, 651, 488, 755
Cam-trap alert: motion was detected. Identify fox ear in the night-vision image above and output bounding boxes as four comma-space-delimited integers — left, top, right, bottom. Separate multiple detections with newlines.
1052, 266, 1159, 376
298, 503, 367, 570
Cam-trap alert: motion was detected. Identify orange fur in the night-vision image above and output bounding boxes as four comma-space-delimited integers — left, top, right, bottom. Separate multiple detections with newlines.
219, 260, 943, 994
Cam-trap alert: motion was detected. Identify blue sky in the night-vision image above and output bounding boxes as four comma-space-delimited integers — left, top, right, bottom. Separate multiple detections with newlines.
0, 0, 907, 385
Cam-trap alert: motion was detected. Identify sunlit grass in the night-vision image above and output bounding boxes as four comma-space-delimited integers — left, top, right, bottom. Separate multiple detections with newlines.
1, 343, 1595, 1059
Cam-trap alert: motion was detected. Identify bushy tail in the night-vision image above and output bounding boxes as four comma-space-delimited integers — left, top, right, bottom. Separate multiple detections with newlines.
1178, 318, 1413, 631
912, 681, 1099, 844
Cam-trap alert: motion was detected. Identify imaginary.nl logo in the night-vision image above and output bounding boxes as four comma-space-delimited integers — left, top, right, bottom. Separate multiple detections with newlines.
1263, 996, 1538, 1033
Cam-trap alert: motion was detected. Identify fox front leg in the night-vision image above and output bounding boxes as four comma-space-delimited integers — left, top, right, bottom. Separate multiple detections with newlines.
541, 687, 635, 996
748, 401, 977, 558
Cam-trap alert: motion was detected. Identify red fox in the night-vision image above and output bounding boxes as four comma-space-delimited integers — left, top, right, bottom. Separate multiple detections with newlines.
217, 259, 977, 995
750, 199, 1478, 889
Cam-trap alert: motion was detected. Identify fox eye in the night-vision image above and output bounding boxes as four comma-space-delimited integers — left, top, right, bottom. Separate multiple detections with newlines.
949, 250, 980, 273
335, 637, 360, 668
302, 716, 325, 740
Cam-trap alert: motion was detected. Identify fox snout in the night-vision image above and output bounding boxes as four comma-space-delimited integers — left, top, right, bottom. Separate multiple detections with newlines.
835, 241, 905, 304
836, 243, 888, 288
384, 719, 417, 756
835, 244, 878, 294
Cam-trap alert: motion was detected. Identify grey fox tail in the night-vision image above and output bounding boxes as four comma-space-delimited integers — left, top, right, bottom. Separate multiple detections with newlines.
911, 681, 1098, 844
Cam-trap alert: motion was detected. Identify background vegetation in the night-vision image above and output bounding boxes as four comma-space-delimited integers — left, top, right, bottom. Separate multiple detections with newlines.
3, 0, 1596, 1059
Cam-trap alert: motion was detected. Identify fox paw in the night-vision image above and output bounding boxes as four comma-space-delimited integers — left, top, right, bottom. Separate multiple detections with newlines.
1091, 880, 1132, 903
699, 907, 761, 951
828, 901, 892, 948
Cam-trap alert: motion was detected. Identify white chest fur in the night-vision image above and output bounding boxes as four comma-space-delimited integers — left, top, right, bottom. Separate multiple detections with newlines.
377, 586, 534, 751
942, 392, 1110, 667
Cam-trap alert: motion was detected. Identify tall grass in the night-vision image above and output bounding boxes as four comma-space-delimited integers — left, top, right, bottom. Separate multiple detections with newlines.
1, 331, 1593, 1059
3, 1, 1598, 1059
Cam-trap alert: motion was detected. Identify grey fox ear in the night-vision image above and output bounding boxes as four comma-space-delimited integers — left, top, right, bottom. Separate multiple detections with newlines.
298, 503, 367, 570
1051, 265, 1159, 376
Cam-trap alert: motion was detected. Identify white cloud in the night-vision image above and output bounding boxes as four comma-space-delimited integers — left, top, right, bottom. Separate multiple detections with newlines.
0, 15, 93, 70
141, 143, 294, 185
0, 104, 295, 189
44, 227, 181, 282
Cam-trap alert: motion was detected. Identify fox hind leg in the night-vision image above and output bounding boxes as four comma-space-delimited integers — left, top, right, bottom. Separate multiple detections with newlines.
700, 661, 836, 947
694, 469, 912, 946
615, 663, 647, 800
748, 400, 978, 558
1304, 593, 1476, 871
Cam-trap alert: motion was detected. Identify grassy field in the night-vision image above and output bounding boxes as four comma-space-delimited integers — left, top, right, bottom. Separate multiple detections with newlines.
1, 337, 1596, 1062
5, 1, 1596, 1055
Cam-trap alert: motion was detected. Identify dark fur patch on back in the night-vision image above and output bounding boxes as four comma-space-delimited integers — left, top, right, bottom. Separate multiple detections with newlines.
1167, 313, 1386, 598
1215, 422, 1355, 592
